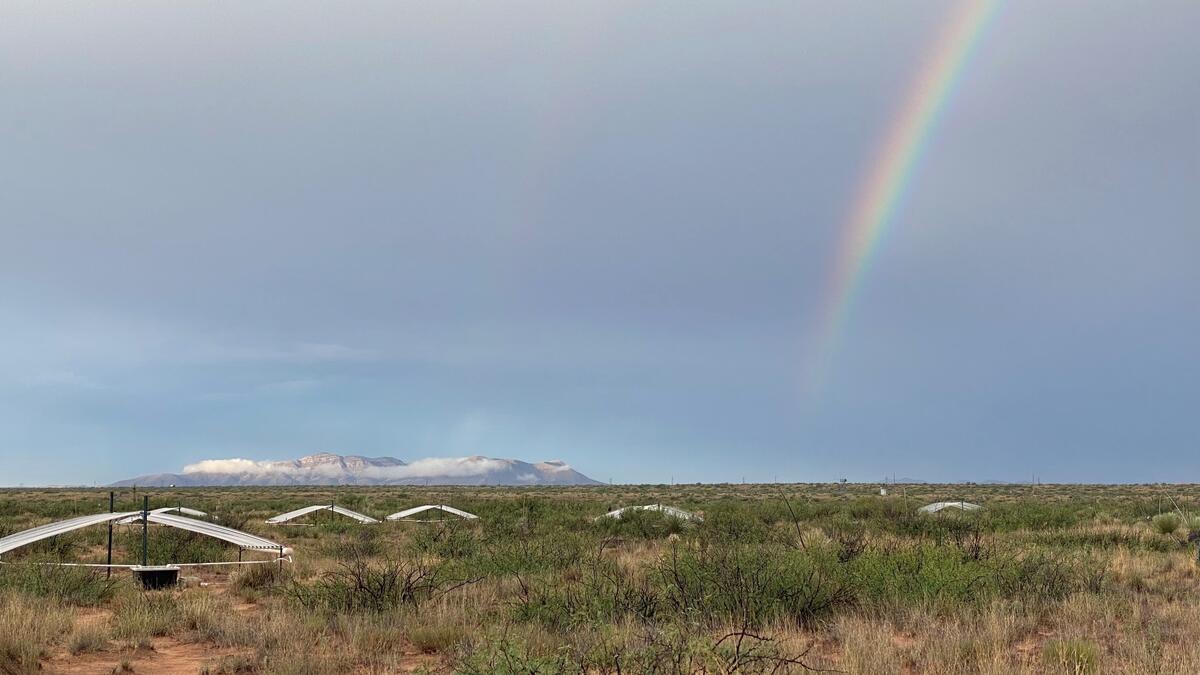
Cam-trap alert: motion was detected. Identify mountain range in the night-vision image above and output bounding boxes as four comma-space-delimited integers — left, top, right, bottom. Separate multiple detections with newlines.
110, 453, 601, 487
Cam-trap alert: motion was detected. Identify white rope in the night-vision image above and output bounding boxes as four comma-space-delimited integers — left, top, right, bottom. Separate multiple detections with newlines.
178, 558, 293, 567
0, 558, 292, 569
393, 519, 461, 523
0, 561, 136, 569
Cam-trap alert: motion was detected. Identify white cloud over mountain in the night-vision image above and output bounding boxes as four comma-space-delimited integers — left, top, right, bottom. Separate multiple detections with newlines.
183, 455, 513, 479
115, 453, 599, 487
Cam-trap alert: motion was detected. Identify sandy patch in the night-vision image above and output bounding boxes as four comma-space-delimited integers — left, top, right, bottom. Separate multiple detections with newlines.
44, 637, 250, 675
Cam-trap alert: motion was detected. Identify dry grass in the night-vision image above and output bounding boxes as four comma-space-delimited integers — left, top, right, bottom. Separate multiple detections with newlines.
0, 592, 73, 674
67, 625, 110, 655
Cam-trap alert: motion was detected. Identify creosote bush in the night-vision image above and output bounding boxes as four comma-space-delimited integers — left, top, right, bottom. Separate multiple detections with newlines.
287, 554, 478, 614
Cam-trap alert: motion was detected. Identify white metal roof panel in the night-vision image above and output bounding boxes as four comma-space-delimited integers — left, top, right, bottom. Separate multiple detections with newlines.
917, 501, 982, 514
147, 512, 286, 551
266, 504, 379, 524
0, 511, 287, 559
596, 504, 703, 522
386, 504, 478, 521
116, 507, 208, 525
0, 511, 140, 556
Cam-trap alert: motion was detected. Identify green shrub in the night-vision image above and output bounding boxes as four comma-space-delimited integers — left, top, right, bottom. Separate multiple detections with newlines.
287, 556, 474, 614
1042, 638, 1100, 674
407, 521, 481, 559
656, 543, 850, 628
231, 562, 291, 595
1152, 513, 1181, 535
118, 526, 230, 565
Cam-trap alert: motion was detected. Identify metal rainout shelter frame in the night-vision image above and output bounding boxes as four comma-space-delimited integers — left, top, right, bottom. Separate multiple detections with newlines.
0, 507, 292, 569
115, 506, 209, 525
385, 504, 479, 522
265, 504, 380, 525
595, 504, 704, 522
917, 501, 982, 515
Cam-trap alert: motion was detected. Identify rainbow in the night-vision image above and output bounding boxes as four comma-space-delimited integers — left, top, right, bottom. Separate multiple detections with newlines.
805, 0, 1001, 394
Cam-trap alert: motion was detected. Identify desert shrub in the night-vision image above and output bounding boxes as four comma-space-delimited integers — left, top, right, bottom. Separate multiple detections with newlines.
408, 521, 481, 559
1043, 638, 1100, 674
823, 516, 869, 562
232, 561, 291, 594
319, 526, 383, 560
208, 510, 249, 532
0, 563, 117, 606
471, 532, 589, 577
657, 543, 850, 628
983, 502, 1082, 531
698, 503, 771, 544
118, 526, 230, 565
1152, 513, 1181, 535
843, 543, 1094, 610
897, 511, 985, 543
287, 555, 477, 613
850, 544, 991, 609
994, 551, 1083, 602
511, 553, 662, 628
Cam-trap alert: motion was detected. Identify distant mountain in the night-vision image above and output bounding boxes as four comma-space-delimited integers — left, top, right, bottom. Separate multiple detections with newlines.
111, 452, 602, 487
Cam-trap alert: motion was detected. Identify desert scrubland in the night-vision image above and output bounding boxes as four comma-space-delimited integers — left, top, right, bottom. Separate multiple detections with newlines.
3, 483, 1200, 674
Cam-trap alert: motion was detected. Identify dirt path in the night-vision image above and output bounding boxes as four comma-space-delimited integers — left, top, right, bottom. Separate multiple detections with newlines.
44, 637, 250, 675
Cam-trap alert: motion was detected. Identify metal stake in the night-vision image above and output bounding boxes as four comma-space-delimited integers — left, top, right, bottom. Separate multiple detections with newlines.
141, 495, 149, 567
106, 491, 114, 579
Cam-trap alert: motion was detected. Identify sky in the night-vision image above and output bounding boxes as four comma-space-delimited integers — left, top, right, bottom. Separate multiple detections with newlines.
1, 1, 1197, 486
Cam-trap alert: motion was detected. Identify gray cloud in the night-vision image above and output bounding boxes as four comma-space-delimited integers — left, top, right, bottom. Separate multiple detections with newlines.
0, 0, 1196, 485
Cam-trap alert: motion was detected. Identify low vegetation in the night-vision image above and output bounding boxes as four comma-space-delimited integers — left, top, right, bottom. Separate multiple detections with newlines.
1, 483, 1200, 673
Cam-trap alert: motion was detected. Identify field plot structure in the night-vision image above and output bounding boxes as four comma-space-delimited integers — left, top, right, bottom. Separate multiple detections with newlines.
595, 504, 704, 522
266, 504, 380, 525
917, 500, 982, 515
114, 506, 208, 524
386, 504, 479, 522
0, 507, 292, 575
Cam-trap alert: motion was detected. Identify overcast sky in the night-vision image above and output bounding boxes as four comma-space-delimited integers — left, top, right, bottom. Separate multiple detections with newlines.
2, 1, 1196, 485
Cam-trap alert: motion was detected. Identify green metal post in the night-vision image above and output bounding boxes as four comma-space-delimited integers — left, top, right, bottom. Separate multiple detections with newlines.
141, 495, 149, 566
